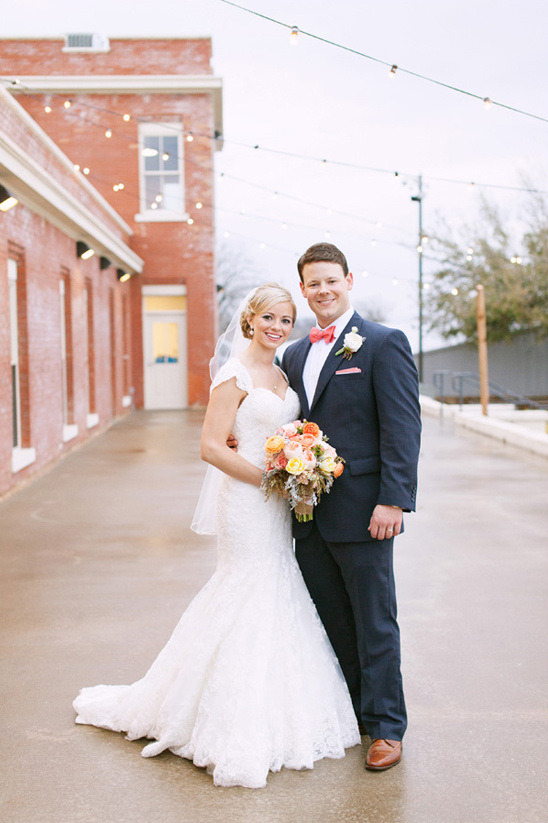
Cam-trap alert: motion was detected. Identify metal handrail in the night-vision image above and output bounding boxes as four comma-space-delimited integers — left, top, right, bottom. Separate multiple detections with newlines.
449, 371, 548, 411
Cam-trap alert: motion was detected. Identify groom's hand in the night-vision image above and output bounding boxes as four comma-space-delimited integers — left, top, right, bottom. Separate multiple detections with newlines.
226, 434, 238, 451
368, 505, 403, 541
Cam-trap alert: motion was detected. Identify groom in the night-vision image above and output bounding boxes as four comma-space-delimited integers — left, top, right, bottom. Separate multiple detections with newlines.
281, 243, 421, 771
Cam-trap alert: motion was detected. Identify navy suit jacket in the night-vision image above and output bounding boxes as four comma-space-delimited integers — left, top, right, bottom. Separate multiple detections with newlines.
281, 312, 421, 543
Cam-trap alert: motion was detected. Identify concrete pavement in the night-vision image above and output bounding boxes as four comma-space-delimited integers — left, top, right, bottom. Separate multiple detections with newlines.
1, 410, 547, 823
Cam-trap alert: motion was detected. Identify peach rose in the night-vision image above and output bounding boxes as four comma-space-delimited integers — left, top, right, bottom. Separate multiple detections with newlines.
333, 462, 344, 478
281, 422, 298, 437
265, 435, 284, 454
301, 433, 317, 449
303, 421, 320, 437
301, 449, 316, 470
284, 440, 303, 459
321, 443, 337, 459
275, 453, 288, 469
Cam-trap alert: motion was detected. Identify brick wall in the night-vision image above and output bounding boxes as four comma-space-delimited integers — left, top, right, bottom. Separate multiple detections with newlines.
2, 37, 219, 407
0, 206, 131, 498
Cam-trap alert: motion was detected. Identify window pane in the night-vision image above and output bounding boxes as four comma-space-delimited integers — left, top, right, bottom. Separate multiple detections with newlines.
153, 322, 179, 362
163, 177, 182, 211
144, 136, 160, 171
161, 136, 179, 171
145, 176, 162, 210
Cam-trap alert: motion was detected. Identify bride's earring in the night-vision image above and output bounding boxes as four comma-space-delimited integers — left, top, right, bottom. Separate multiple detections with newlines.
249, 327, 254, 336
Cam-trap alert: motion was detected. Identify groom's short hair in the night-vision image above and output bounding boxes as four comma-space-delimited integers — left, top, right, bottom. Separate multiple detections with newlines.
297, 243, 349, 281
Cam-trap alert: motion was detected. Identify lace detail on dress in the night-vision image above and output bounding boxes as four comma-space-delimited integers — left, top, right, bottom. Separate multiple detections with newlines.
210, 357, 253, 395
73, 362, 360, 789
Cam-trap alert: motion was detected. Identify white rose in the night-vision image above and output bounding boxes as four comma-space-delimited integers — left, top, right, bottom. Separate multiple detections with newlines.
344, 327, 364, 353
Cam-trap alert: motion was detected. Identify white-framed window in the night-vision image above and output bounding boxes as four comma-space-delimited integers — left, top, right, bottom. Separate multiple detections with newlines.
8, 259, 21, 449
9, 257, 36, 472
136, 122, 187, 222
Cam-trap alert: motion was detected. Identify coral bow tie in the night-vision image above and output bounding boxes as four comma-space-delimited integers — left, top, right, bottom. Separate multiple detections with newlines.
309, 325, 336, 344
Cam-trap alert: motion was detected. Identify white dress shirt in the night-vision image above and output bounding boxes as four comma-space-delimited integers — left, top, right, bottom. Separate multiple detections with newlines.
303, 306, 355, 406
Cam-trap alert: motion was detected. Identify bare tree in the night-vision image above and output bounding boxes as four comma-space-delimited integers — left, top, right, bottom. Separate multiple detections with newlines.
216, 241, 260, 332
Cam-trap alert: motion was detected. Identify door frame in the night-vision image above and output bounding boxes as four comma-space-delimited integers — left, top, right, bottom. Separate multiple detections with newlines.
142, 285, 188, 409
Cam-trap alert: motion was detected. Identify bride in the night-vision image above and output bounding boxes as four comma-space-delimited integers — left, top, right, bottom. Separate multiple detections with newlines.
73, 283, 360, 789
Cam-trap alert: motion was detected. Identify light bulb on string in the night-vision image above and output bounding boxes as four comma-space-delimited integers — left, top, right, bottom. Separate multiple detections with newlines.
483, 97, 492, 110
162, 152, 170, 161
290, 26, 299, 46
421, 235, 429, 244
64, 99, 72, 109
151, 202, 158, 210
451, 288, 459, 295
155, 194, 163, 203
187, 217, 194, 225
467, 247, 474, 255
83, 168, 90, 175
389, 64, 398, 78
73, 164, 80, 172
186, 133, 194, 142
417, 245, 423, 253
44, 105, 52, 114
122, 113, 131, 122
196, 202, 203, 209
105, 129, 112, 138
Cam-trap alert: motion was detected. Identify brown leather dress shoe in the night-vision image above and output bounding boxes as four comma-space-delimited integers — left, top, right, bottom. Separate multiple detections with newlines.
365, 739, 402, 771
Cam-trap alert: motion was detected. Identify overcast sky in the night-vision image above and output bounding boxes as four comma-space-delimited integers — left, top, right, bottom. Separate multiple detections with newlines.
1, 0, 547, 350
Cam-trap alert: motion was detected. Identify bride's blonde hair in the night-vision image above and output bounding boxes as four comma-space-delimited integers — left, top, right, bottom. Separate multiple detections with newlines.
240, 283, 296, 339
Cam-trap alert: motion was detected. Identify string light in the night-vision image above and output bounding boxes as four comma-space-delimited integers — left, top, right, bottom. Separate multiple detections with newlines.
187, 217, 194, 225
389, 65, 397, 78
186, 133, 194, 142
105, 129, 112, 138
483, 97, 492, 110
122, 113, 131, 122
73, 164, 80, 172
63, 99, 72, 109
44, 105, 52, 113
196, 201, 203, 209
451, 288, 459, 295
4, 75, 545, 197
290, 26, 299, 46
217, 0, 548, 125
82, 167, 90, 175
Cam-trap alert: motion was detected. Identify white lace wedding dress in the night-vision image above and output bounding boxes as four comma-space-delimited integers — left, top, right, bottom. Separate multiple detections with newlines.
73, 358, 360, 788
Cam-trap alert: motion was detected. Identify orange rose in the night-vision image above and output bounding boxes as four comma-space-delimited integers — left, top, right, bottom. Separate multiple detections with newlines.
265, 435, 284, 454
333, 462, 344, 478
303, 422, 320, 437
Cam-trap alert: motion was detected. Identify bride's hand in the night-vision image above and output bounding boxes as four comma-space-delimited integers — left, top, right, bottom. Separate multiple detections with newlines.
226, 434, 238, 452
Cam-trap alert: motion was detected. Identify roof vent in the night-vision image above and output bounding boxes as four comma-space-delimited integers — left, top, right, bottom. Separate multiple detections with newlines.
63, 33, 110, 52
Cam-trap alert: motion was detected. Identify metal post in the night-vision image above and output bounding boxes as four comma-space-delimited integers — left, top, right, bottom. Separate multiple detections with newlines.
411, 176, 424, 383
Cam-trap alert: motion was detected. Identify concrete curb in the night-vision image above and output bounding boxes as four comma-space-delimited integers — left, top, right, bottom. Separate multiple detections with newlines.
420, 396, 548, 459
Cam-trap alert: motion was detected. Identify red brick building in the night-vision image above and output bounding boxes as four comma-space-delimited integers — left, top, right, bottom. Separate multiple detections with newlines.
0, 36, 222, 497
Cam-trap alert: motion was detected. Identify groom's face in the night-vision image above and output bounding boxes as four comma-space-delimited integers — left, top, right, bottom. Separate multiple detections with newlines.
299, 262, 353, 328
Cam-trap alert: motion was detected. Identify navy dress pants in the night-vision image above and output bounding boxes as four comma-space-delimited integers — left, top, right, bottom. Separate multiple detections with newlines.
295, 521, 407, 741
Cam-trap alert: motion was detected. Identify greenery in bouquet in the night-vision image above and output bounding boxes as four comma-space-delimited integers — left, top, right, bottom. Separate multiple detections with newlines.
261, 420, 344, 522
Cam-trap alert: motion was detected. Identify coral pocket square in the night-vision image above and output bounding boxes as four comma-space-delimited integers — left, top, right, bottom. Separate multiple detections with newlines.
335, 367, 362, 375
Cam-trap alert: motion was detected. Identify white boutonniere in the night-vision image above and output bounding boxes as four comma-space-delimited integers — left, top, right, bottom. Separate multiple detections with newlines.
335, 327, 365, 360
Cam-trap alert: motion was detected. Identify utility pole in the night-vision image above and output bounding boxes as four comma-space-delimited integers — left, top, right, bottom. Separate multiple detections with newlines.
411, 176, 424, 383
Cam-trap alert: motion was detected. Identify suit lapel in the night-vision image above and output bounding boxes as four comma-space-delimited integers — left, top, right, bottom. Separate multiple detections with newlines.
309, 312, 362, 414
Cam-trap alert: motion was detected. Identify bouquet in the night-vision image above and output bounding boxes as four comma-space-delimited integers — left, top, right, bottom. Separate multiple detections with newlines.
261, 420, 344, 522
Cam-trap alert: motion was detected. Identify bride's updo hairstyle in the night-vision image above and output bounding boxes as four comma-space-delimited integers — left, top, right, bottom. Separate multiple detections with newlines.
240, 283, 296, 339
